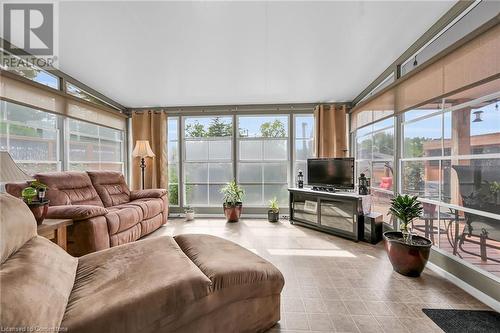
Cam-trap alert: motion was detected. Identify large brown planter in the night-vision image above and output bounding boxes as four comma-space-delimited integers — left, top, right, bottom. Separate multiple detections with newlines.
383, 231, 432, 277
223, 202, 242, 222
26, 200, 50, 225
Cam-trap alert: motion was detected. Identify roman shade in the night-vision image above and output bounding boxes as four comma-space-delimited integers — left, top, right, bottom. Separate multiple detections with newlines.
351, 23, 500, 131
0, 73, 126, 131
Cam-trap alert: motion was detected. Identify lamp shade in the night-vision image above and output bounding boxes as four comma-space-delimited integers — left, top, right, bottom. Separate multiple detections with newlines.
132, 140, 155, 158
0, 151, 34, 182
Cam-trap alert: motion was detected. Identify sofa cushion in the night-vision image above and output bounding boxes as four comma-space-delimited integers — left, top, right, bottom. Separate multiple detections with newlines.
4, 181, 29, 198
35, 172, 104, 206
87, 171, 131, 207
0, 193, 37, 264
0, 237, 78, 329
47, 205, 108, 221
128, 198, 163, 219
105, 205, 143, 235
130, 189, 167, 200
174, 234, 284, 294
61, 236, 211, 333
140, 214, 164, 237
109, 223, 143, 247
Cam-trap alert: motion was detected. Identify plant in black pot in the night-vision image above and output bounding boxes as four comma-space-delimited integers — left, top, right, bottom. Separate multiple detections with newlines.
384, 194, 431, 277
21, 180, 49, 225
268, 197, 280, 223
220, 180, 244, 223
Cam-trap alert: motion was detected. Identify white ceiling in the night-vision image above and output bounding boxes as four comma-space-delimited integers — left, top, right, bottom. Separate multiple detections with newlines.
58, 1, 455, 108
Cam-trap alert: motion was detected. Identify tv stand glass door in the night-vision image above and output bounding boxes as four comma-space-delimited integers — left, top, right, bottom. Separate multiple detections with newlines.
289, 188, 362, 241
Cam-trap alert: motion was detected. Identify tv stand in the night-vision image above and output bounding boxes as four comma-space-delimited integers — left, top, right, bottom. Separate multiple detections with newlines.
288, 187, 364, 241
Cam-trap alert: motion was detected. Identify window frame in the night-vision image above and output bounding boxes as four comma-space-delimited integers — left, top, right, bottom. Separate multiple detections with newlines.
181, 115, 234, 207
236, 114, 290, 207
1, 101, 62, 173
167, 110, 315, 212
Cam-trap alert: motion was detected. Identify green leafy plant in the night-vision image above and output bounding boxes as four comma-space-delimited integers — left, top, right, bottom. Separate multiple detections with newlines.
220, 180, 244, 206
21, 180, 48, 203
388, 194, 423, 243
21, 187, 37, 204
268, 197, 279, 213
184, 205, 194, 213
490, 181, 500, 195
30, 180, 47, 190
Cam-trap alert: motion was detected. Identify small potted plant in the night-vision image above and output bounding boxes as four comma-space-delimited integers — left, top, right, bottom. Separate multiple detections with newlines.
184, 206, 195, 221
21, 180, 49, 225
489, 181, 500, 205
384, 194, 431, 277
268, 197, 280, 222
220, 180, 244, 223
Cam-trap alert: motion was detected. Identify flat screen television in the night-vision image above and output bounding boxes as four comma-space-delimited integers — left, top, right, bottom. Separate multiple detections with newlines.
307, 158, 355, 189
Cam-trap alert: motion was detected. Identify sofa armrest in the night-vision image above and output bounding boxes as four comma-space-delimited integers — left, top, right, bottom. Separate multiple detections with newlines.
47, 205, 108, 221
130, 189, 167, 200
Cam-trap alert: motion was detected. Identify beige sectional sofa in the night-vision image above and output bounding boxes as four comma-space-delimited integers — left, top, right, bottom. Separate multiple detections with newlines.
0, 193, 284, 332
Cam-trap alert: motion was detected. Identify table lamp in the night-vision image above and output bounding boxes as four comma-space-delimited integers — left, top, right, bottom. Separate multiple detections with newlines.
132, 140, 155, 189
0, 151, 34, 191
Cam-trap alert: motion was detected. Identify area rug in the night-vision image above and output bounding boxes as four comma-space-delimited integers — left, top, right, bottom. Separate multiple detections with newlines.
422, 309, 500, 333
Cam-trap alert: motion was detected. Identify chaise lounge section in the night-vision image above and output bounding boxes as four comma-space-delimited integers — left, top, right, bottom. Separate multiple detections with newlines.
6, 171, 168, 256
0, 193, 284, 332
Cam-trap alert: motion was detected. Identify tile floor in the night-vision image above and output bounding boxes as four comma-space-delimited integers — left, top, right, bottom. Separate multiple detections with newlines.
148, 217, 491, 333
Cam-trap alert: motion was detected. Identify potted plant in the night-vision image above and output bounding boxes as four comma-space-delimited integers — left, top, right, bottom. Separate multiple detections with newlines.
21, 181, 49, 225
489, 181, 500, 205
31, 180, 48, 201
268, 197, 280, 222
384, 194, 431, 277
184, 206, 195, 221
220, 180, 244, 223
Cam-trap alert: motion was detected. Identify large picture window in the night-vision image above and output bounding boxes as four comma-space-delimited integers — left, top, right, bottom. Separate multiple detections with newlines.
354, 117, 395, 225
0, 101, 60, 173
400, 88, 500, 277
68, 119, 124, 172
169, 111, 314, 209
183, 116, 233, 206
237, 115, 289, 206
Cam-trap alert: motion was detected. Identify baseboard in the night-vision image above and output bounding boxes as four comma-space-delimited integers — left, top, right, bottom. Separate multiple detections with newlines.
426, 261, 500, 312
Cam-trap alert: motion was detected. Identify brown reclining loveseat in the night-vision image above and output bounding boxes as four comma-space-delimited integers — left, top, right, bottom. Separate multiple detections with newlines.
0, 193, 284, 332
6, 171, 168, 256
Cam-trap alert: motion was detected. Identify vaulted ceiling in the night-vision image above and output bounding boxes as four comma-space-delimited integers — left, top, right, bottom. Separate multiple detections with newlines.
57, 1, 455, 108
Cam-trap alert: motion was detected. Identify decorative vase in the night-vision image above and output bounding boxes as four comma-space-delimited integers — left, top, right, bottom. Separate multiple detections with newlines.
223, 202, 242, 222
383, 231, 432, 277
27, 200, 50, 225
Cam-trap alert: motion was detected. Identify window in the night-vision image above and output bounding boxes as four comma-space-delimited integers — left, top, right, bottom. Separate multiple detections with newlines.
355, 117, 395, 225
167, 117, 180, 206
237, 115, 289, 206
0, 101, 60, 173
183, 116, 233, 206
401, 87, 500, 277
294, 114, 315, 182
400, 1, 494, 77
68, 119, 124, 172
66, 82, 116, 109
0, 52, 59, 89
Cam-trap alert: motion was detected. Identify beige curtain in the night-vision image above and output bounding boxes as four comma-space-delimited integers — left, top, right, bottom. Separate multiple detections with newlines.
314, 104, 347, 158
131, 111, 168, 190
